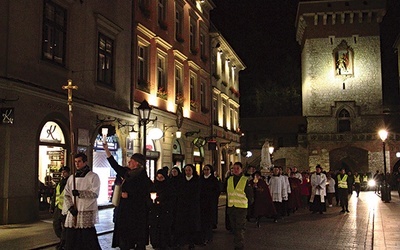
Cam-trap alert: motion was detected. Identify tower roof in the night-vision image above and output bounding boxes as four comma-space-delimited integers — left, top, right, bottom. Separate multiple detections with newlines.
295, 0, 386, 45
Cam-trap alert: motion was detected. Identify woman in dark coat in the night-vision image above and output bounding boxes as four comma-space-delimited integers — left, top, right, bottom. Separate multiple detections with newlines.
249, 171, 278, 226
174, 164, 201, 249
104, 144, 151, 250
199, 164, 220, 245
149, 168, 176, 249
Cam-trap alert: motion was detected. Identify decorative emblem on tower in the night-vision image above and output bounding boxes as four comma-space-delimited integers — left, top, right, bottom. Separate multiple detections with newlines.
333, 40, 354, 76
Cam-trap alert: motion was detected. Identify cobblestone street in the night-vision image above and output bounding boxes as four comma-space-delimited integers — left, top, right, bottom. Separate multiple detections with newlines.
1, 191, 399, 250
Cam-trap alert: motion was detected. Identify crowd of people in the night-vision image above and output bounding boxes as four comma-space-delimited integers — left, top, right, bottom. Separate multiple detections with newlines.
103, 143, 221, 250
49, 145, 400, 250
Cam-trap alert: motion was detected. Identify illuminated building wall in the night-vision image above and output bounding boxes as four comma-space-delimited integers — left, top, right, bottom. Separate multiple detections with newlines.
295, 0, 396, 171
133, 0, 216, 170
210, 29, 245, 179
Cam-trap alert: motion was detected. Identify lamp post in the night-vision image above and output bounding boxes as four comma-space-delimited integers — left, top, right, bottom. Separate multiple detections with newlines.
378, 129, 390, 203
137, 100, 152, 157
269, 146, 274, 167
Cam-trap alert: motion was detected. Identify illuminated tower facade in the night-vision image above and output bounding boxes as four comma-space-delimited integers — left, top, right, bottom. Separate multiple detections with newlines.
295, 0, 398, 172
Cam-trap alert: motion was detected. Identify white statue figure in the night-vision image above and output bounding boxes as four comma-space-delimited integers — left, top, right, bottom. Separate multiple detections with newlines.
260, 139, 272, 169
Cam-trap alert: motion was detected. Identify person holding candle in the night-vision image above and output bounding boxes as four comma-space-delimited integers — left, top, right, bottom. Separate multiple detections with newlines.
249, 171, 277, 226
149, 168, 176, 249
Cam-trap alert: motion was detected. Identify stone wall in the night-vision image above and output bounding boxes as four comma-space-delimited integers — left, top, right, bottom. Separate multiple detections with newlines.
302, 36, 383, 118
274, 146, 309, 171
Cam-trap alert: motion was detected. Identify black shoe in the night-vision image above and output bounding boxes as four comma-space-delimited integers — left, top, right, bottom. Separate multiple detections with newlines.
346, 210, 350, 213
340, 210, 345, 213
319, 211, 323, 214
273, 219, 278, 223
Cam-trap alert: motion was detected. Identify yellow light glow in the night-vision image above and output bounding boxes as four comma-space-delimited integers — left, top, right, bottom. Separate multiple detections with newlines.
183, 106, 190, 117
167, 100, 175, 112
269, 146, 274, 154
378, 129, 388, 141
148, 95, 157, 107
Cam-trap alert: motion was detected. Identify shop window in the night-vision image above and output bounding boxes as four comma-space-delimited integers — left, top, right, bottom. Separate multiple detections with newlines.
38, 121, 67, 210
93, 133, 121, 205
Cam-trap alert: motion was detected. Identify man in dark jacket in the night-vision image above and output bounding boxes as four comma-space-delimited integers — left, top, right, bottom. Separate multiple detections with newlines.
104, 143, 151, 250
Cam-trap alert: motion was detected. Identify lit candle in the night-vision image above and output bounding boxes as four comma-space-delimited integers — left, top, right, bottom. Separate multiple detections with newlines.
150, 192, 157, 203
102, 128, 108, 144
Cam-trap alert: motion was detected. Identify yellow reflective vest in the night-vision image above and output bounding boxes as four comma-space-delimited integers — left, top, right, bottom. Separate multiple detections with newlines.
354, 175, 361, 184
337, 174, 348, 189
227, 176, 248, 208
55, 183, 65, 210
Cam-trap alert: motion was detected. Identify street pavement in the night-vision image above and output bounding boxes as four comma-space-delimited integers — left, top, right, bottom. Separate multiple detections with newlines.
1, 191, 400, 250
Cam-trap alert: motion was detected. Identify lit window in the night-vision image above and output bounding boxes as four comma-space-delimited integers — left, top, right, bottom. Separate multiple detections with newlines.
42, 0, 67, 66
97, 33, 114, 86
137, 44, 149, 92
157, 56, 167, 98
175, 66, 183, 103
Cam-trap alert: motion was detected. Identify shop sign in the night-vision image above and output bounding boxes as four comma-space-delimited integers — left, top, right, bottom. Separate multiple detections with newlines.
146, 150, 160, 159
172, 153, 185, 161
40, 121, 65, 143
1, 108, 14, 124
193, 156, 204, 163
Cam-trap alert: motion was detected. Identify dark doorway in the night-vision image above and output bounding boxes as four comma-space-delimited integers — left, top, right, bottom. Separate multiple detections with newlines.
329, 146, 368, 173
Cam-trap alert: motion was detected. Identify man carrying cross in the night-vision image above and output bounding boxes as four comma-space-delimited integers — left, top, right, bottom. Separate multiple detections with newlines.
62, 152, 101, 250
61, 80, 101, 250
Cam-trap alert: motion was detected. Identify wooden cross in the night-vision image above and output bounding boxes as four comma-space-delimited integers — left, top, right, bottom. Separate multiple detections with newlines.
62, 79, 78, 111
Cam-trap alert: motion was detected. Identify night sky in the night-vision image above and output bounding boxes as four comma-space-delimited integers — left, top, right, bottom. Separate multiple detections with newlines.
210, 0, 400, 117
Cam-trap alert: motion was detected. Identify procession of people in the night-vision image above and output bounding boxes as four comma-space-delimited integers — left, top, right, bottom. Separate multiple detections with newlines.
50, 150, 396, 250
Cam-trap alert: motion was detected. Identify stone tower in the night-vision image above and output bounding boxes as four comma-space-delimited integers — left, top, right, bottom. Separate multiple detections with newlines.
295, 0, 395, 173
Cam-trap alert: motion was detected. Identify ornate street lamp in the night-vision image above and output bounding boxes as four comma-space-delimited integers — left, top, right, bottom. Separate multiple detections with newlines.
269, 146, 274, 166
137, 100, 152, 156
378, 129, 390, 203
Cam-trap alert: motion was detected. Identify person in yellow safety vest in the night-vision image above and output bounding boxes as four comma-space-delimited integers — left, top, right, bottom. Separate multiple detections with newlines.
337, 168, 350, 213
226, 162, 254, 250
353, 171, 361, 197
361, 174, 369, 192
50, 166, 70, 250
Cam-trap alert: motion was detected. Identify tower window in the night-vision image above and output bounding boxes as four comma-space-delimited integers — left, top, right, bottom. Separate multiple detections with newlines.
338, 109, 351, 132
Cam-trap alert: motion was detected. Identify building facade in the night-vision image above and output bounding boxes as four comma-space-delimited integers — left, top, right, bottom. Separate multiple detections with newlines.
0, 0, 135, 224
0, 0, 247, 225
128, 0, 216, 178
210, 29, 245, 180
